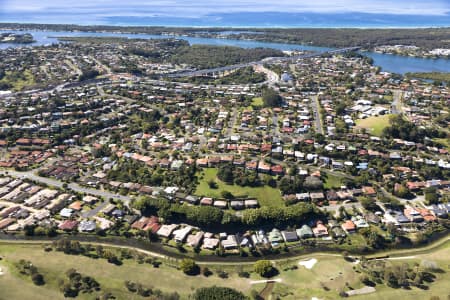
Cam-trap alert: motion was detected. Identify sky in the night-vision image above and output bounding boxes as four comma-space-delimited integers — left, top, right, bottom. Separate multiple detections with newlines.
1, 0, 449, 27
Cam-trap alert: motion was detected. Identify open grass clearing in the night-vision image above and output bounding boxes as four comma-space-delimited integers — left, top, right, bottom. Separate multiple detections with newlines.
195, 168, 284, 207
0, 69, 35, 91
251, 97, 264, 107
0, 238, 449, 300
323, 173, 343, 189
0, 242, 255, 300
355, 114, 392, 137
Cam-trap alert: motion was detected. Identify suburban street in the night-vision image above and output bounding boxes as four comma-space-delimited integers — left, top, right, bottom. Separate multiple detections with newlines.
391, 89, 404, 115
310, 94, 324, 135
0, 169, 133, 206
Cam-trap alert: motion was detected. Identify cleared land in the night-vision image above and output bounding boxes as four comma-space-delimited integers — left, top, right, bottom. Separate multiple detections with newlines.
195, 168, 284, 207
355, 114, 392, 137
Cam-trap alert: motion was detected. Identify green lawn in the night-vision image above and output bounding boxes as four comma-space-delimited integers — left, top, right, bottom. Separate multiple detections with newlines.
0, 69, 35, 91
0, 240, 449, 300
356, 114, 392, 137
0, 243, 254, 300
352, 240, 450, 300
272, 240, 450, 300
323, 173, 343, 189
195, 168, 284, 207
272, 255, 361, 299
251, 97, 264, 107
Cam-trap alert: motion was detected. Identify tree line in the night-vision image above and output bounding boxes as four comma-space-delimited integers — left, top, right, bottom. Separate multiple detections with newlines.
134, 196, 323, 230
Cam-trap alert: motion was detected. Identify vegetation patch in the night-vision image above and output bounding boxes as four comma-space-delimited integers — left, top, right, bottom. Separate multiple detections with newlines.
323, 173, 343, 189
170, 45, 283, 69
174, 66, 266, 84
251, 97, 264, 107
0, 69, 35, 91
406, 72, 450, 83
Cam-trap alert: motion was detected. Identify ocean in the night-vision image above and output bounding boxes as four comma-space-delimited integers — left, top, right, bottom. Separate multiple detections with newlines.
0, 12, 449, 28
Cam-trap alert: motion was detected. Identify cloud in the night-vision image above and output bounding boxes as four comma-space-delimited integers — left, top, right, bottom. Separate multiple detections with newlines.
1, 0, 449, 26
2, 0, 449, 17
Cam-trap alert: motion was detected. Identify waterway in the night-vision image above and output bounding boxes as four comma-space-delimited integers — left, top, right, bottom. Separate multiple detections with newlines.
1, 30, 450, 74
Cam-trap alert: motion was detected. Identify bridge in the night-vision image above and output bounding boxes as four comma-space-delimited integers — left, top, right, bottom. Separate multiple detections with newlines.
164, 47, 360, 78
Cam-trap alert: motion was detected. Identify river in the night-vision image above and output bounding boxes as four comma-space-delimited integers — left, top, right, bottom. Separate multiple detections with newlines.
1, 30, 450, 74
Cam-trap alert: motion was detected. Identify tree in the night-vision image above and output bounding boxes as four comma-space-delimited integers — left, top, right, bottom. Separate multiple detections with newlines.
217, 165, 234, 183
262, 88, 282, 107
253, 260, 276, 278
207, 179, 218, 189
192, 286, 247, 300
303, 176, 323, 191
394, 183, 410, 199
360, 197, 378, 211
221, 190, 234, 199
179, 259, 199, 275
78, 68, 100, 81
31, 273, 45, 285
384, 271, 398, 288
103, 250, 121, 265
202, 267, 213, 277
424, 187, 439, 205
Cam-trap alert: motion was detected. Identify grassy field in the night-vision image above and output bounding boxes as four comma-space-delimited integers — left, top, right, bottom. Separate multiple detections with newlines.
355, 114, 392, 137
351, 240, 450, 300
251, 97, 264, 107
272, 255, 361, 299
0, 239, 449, 300
0, 69, 35, 91
195, 168, 284, 207
0, 243, 255, 300
323, 173, 343, 189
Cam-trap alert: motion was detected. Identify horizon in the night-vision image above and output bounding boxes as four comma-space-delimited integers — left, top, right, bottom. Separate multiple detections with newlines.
2, 23, 450, 30
1, 0, 450, 28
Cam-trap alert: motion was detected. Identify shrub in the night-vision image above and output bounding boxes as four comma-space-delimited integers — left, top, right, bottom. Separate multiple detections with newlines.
179, 259, 199, 275
202, 267, 213, 277
253, 260, 277, 278
192, 286, 247, 300
31, 273, 45, 285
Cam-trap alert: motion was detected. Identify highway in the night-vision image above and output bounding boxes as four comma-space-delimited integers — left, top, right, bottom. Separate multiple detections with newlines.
165, 47, 360, 78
